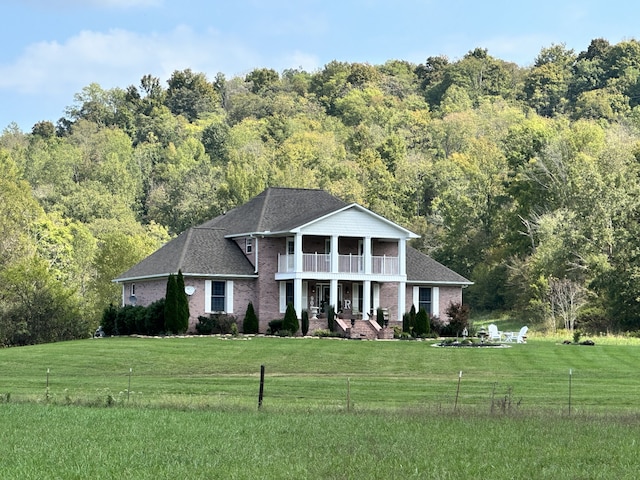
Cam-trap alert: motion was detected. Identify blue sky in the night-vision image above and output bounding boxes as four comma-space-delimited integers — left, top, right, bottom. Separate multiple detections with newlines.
1, 0, 638, 131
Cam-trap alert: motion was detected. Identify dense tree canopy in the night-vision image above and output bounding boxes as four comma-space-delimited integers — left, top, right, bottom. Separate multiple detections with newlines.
4, 38, 640, 344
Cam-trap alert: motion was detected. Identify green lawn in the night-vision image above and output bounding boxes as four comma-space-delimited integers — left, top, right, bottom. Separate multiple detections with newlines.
2, 335, 640, 478
1, 335, 640, 413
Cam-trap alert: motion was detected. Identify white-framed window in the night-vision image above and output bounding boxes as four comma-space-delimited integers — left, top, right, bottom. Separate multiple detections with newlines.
246, 238, 253, 254
205, 280, 234, 313
130, 284, 136, 296
412, 286, 439, 316
279, 281, 294, 313
418, 287, 431, 314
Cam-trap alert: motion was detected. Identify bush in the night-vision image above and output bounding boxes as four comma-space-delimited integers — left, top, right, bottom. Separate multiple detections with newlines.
327, 305, 336, 331
268, 319, 284, 335
445, 302, 470, 335
101, 304, 118, 336
313, 329, 341, 337
414, 308, 430, 337
243, 302, 259, 334
301, 309, 309, 336
143, 298, 165, 335
195, 314, 238, 334
282, 302, 299, 335
116, 305, 146, 335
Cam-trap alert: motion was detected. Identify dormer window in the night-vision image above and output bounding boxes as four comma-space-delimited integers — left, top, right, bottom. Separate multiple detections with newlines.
246, 238, 253, 253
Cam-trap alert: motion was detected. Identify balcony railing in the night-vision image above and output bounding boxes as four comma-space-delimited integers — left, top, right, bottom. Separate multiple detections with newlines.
278, 253, 398, 275
371, 255, 399, 275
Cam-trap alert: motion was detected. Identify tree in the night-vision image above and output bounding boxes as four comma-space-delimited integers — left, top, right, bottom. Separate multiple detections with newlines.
547, 277, 587, 333
163, 274, 179, 333
175, 270, 190, 333
166, 69, 219, 121
414, 308, 429, 337
0, 257, 89, 346
301, 309, 309, 336
243, 301, 259, 334
282, 302, 299, 335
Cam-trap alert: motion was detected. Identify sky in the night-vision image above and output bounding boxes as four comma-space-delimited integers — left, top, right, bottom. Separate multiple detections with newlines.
1, 0, 638, 131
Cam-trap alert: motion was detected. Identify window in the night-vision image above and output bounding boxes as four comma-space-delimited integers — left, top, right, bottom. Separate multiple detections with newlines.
418, 287, 432, 314
285, 281, 294, 306
211, 281, 226, 312
279, 281, 295, 313
246, 238, 253, 254
130, 284, 136, 296
205, 280, 233, 313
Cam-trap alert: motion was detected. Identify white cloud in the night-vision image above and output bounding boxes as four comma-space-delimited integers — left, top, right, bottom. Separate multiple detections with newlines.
0, 26, 272, 95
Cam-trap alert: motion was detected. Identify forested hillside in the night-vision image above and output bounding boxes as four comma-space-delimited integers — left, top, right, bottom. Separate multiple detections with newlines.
3, 38, 640, 345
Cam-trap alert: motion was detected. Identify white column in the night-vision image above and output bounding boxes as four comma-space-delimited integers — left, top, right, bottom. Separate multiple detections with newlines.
331, 235, 339, 273
397, 281, 406, 321
294, 277, 303, 319
398, 239, 406, 275
363, 236, 372, 274
363, 280, 371, 320
294, 234, 303, 272
330, 279, 338, 312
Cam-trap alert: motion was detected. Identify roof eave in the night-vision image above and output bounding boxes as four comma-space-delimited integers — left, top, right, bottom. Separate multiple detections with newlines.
114, 273, 259, 283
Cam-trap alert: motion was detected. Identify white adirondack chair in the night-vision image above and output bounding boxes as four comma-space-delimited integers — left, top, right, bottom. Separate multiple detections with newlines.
516, 326, 529, 343
488, 324, 502, 342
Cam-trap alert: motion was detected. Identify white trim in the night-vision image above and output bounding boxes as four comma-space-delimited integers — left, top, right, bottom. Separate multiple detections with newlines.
226, 280, 234, 313
279, 281, 287, 313
205, 280, 212, 312
412, 286, 419, 309
302, 281, 308, 311
114, 273, 258, 283
432, 287, 439, 317
205, 280, 233, 314
372, 283, 380, 311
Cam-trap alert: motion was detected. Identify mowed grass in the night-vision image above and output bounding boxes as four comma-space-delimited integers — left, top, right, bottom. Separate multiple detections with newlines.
2, 335, 640, 413
3, 336, 640, 478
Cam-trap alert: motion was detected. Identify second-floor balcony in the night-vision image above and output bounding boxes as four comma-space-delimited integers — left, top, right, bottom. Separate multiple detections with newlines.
278, 253, 399, 275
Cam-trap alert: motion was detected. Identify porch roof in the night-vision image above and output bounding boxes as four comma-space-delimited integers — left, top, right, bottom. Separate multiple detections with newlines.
406, 247, 472, 285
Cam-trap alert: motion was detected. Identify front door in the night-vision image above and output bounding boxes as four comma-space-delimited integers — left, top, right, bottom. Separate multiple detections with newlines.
318, 283, 343, 312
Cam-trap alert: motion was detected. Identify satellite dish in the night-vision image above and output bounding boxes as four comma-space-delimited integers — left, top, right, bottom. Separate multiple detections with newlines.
184, 286, 196, 296
129, 295, 137, 306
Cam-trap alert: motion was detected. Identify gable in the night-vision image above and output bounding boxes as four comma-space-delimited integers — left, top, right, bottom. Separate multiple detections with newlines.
299, 205, 417, 239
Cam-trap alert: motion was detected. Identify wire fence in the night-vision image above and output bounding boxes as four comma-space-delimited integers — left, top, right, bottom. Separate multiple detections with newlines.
3, 366, 640, 416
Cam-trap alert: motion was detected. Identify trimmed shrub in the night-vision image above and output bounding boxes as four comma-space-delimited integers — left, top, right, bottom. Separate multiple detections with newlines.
282, 302, 299, 335
408, 305, 416, 333
243, 302, 259, 334
268, 319, 284, 335
195, 314, 237, 334
101, 304, 118, 336
144, 298, 165, 335
164, 274, 179, 334
301, 309, 309, 336
175, 270, 190, 333
327, 305, 336, 331
414, 308, 429, 337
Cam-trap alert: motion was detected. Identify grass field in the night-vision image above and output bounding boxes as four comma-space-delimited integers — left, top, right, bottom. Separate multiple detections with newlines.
2, 334, 640, 478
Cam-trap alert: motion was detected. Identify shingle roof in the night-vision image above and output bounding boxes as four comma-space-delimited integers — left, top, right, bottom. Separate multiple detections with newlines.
116, 187, 345, 281
200, 187, 347, 235
406, 246, 472, 285
114, 227, 256, 281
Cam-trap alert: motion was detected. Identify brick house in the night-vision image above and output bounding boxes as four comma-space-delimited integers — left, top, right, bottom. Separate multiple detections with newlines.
114, 187, 472, 337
